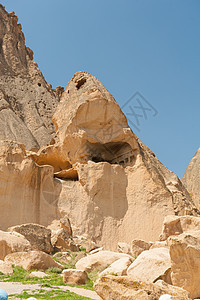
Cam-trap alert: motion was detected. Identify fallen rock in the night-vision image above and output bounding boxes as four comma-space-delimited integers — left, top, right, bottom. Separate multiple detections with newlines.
150, 241, 168, 249
168, 230, 200, 299
62, 269, 88, 285
51, 228, 79, 252
99, 256, 132, 277
117, 242, 131, 255
159, 215, 200, 241
127, 248, 171, 284
8, 223, 53, 254
53, 252, 71, 264
73, 236, 98, 253
5, 251, 63, 271
0, 230, 31, 260
29, 271, 48, 278
94, 275, 191, 300
60, 218, 73, 236
75, 250, 132, 272
131, 239, 152, 257
0, 260, 13, 275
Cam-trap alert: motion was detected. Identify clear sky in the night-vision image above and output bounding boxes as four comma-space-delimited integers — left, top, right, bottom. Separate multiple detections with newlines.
1, 0, 200, 178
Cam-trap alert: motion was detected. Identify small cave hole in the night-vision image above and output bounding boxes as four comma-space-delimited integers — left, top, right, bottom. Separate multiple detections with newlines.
0, 39, 3, 53
76, 78, 87, 90
38, 83, 41, 87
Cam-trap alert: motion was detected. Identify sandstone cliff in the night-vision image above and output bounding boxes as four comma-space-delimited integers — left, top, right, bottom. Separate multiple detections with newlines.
0, 4, 59, 149
29, 71, 199, 250
182, 147, 200, 208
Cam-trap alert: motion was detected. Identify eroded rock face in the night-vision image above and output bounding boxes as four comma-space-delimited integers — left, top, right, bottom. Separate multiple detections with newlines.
0, 5, 59, 149
0, 141, 61, 230
29, 71, 199, 250
183, 147, 200, 208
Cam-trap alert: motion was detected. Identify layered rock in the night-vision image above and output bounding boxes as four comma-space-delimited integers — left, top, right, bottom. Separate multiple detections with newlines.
183, 147, 200, 208
0, 5, 59, 149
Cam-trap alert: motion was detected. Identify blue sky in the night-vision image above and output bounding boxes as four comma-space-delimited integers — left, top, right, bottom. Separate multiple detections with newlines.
1, 0, 200, 178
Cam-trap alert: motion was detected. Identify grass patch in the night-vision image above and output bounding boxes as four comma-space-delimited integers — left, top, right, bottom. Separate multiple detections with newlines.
10, 289, 93, 299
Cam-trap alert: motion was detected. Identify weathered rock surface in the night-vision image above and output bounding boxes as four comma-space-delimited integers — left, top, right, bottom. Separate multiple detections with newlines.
94, 276, 191, 300
75, 250, 132, 273
0, 141, 61, 230
0, 230, 31, 260
29, 271, 48, 278
29, 71, 199, 250
168, 230, 200, 299
131, 239, 152, 257
160, 215, 200, 241
51, 228, 78, 252
8, 223, 53, 254
99, 256, 132, 277
117, 242, 132, 255
127, 248, 171, 284
0, 260, 13, 275
0, 5, 59, 149
183, 147, 200, 209
62, 269, 88, 285
5, 250, 63, 271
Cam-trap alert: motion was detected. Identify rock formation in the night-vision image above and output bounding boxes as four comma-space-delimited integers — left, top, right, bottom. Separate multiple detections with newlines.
0, 5, 199, 251
0, 4, 59, 149
29, 71, 199, 250
183, 147, 200, 208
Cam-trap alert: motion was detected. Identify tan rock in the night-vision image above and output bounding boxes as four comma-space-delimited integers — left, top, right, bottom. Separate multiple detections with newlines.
0, 141, 61, 231
73, 236, 98, 252
75, 250, 132, 272
117, 242, 131, 255
29, 271, 48, 278
53, 252, 71, 264
127, 248, 171, 284
182, 147, 200, 208
59, 218, 72, 236
0, 230, 31, 260
168, 230, 200, 299
62, 269, 88, 285
51, 228, 79, 252
5, 250, 63, 271
0, 260, 13, 275
94, 275, 191, 300
8, 223, 53, 254
89, 247, 103, 255
0, 5, 59, 149
131, 239, 152, 257
150, 241, 168, 249
99, 256, 132, 277
159, 215, 200, 241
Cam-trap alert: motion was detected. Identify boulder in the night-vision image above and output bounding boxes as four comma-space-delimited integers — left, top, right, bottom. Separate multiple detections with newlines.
0, 260, 13, 275
0, 230, 31, 260
159, 215, 200, 241
150, 241, 168, 249
53, 252, 71, 264
127, 248, 171, 284
131, 239, 152, 257
75, 250, 132, 272
94, 276, 191, 300
59, 218, 73, 236
117, 242, 131, 255
29, 271, 48, 278
99, 256, 132, 277
51, 228, 79, 252
4, 251, 63, 271
8, 223, 53, 254
73, 236, 98, 252
168, 230, 200, 299
62, 269, 88, 285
